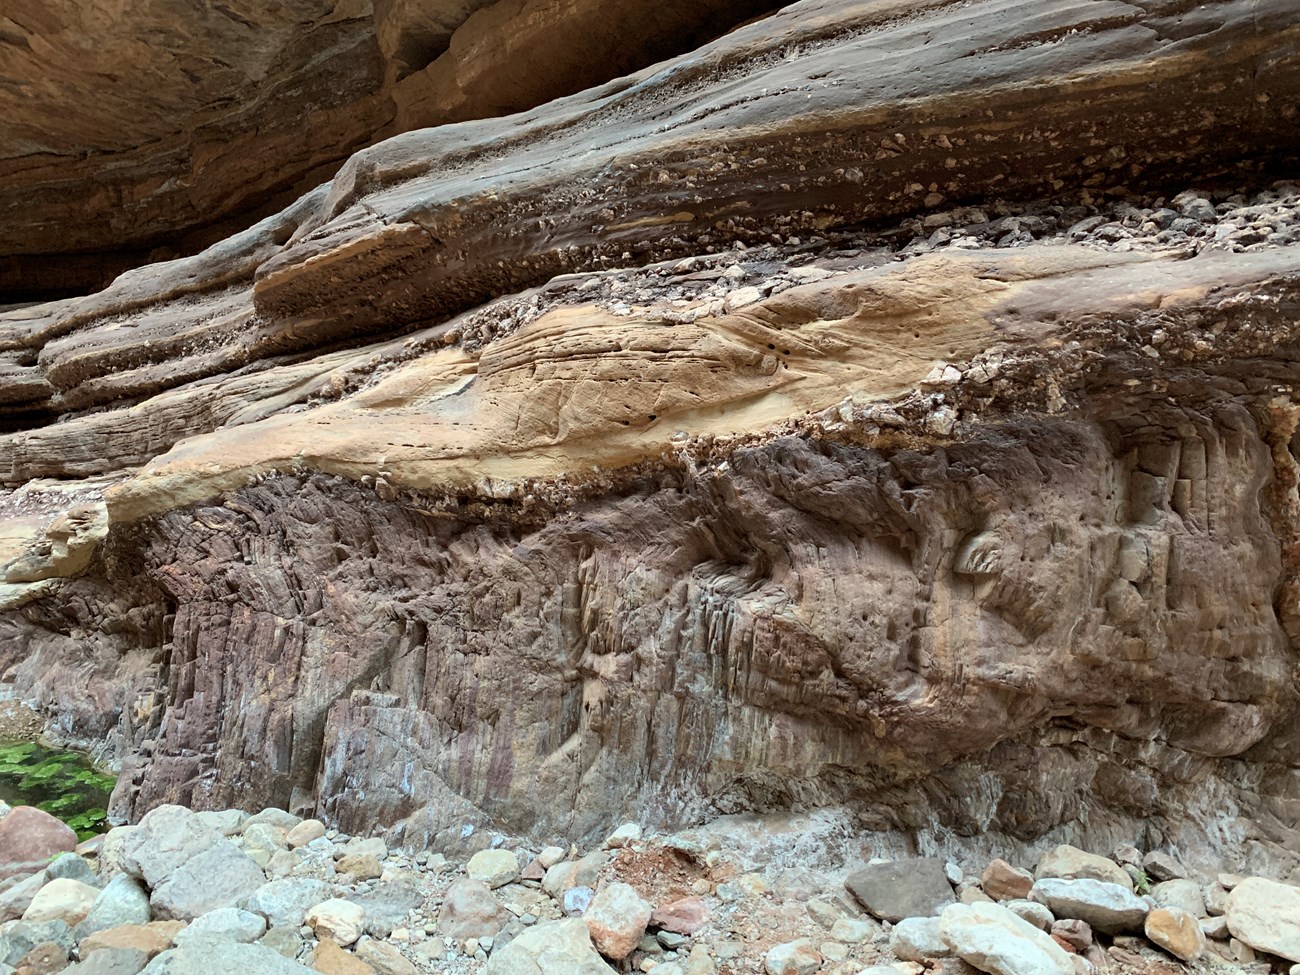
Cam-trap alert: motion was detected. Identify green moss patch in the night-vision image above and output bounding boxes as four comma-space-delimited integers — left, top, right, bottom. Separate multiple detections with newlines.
0, 740, 115, 839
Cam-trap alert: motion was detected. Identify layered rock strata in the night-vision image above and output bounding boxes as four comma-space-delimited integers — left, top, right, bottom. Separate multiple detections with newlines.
0, 0, 783, 300
0, 0, 1298, 876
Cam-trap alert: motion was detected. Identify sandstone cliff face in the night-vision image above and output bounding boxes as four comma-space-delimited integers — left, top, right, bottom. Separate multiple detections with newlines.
2, 0, 1300, 876
0, 0, 782, 301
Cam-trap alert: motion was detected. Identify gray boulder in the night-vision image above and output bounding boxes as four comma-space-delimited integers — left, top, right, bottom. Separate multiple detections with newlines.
1150, 879, 1205, 918
46, 855, 98, 887
76, 875, 152, 938
239, 878, 332, 929
64, 947, 151, 975
845, 858, 955, 922
120, 806, 222, 888
0, 871, 48, 923
257, 927, 305, 960
1030, 878, 1149, 933
173, 907, 267, 945
149, 840, 266, 921
141, 943, 316, 974
0, 919, 73, 966
349, 882, 423, 938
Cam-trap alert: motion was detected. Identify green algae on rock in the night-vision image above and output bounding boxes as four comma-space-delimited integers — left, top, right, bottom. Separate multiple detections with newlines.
0, 741, 114, 839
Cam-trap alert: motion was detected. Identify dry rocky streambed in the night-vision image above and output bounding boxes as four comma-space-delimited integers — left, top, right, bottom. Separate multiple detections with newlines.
0, 802, 1296, 975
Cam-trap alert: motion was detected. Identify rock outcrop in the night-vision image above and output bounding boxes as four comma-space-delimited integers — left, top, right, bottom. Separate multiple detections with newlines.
0, 0, 784, 301
1, 0, 1300, 880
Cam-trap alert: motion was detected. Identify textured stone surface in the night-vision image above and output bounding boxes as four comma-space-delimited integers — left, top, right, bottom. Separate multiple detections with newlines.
78, 924, 179, 961
119, 807, 221, 890
64, 947, 151, 975
23, 879, 100, 926
0, 0, 795, 301
939, 902, 1074, 975
307, 939, 374, 975
1144, 906, 1206, 963
305, 900, 366, 947
465, 850, 519, 889
1149, 879, 1205, 918
1030, 879, 1149, 934
172, 908, 266, 945
650, 897, 710, 936
148, 840, 266, 921
139, 943, 316, 975
239, 879, 332, 930
846, 859, 955, 922
482, 918, 614, 975
891, 916, 951, 962
763, 940, 822, 975
1, 0, 1300, 886
352, 940, 415, 975
437, 880, 509, 940
1225, 877, 1300, 962
0, 809, 77, 888
77, 876, 152, 939
583, 883, 651, 961
981, 861, 1034, 902
1034, 846, 1132, 889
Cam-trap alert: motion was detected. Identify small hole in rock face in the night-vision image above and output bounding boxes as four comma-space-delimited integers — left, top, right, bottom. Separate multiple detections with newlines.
782, 349, 790, 355
649, 414, 657, 421
767, 343, 776, 349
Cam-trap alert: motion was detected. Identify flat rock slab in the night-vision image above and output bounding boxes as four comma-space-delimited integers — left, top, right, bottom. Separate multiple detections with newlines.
845, 858, 955, 922
1030, 878, 1149, 934
1034, 845, 1132, 889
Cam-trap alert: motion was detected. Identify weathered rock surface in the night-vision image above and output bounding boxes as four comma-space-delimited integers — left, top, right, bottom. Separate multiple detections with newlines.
2, 0, 1300, 894
140, 942, 316, 974
305, 899, 366, 947
583, 882, 651, 961
939, 902, 1074, 975
22, 879, 98, 927
1144, 906, 1206, 963
0, 809, 76, 889
0, 0, 784, 301
239, 879, 332, 930
890, 916, 950, 962
482, 918, 613, 974
437, 880, 509, 940
1035, 846, 1132, 889
846, 859, 955, 922
148, 840, 265, 922
763, 939, 822, 975
1225, 877, 1300, 961
981, 861, 1034, 902
1030, 879, 1149, 934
